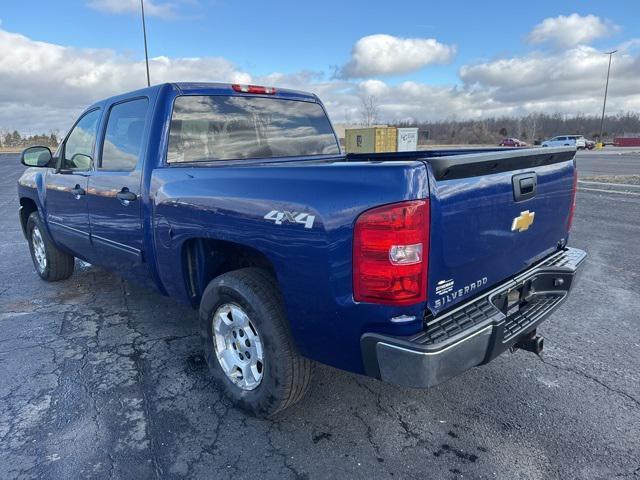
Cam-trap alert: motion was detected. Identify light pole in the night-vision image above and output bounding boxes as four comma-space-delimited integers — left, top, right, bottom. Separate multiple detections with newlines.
141, 0, 151, 87
598, 50, 617, 145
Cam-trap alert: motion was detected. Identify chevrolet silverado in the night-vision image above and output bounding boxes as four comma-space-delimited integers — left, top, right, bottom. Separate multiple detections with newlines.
17, 83, 585, 416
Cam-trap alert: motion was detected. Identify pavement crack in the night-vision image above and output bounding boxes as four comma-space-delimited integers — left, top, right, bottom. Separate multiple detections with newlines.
541, 357, 640, 408
120, 278, 163, 479
265, 420, 308, 479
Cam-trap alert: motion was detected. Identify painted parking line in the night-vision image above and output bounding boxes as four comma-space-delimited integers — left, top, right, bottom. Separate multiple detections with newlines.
579, 187, 640, 196
579, 180, 640, 188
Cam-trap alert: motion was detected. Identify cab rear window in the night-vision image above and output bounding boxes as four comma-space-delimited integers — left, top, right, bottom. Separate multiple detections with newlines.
167, 95, 339, 163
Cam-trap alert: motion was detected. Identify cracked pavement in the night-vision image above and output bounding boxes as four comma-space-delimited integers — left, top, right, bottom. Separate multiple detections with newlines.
1, 153, 639, 479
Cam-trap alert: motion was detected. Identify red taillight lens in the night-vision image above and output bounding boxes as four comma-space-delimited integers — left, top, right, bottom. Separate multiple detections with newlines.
567, 167, 578, 231
231, 84, 276, 94
353, 200, 429, 305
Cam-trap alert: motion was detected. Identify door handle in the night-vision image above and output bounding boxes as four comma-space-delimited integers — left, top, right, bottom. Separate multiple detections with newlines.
116, 188, 137, 202
71, 185, 86, 196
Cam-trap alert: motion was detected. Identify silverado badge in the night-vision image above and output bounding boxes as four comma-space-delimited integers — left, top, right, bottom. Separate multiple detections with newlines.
511, 210, 535, 232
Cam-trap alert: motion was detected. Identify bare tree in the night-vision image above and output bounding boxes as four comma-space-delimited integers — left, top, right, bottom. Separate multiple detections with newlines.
521, 113, 539, 142
390, 112, 640, 145
359, 95, 379, 127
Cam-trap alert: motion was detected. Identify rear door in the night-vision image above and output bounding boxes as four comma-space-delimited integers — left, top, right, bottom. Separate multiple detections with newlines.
425, 147, 576, 314
45, 108, 101, 258
87, 97, 149, 268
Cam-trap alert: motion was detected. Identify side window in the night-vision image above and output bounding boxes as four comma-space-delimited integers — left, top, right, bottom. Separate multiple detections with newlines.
63, 109, 101, 170
100, 98, 149, 171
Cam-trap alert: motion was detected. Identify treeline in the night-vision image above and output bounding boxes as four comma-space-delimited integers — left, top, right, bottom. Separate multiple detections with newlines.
391, 112, 640, 145
1, 131, 59, 149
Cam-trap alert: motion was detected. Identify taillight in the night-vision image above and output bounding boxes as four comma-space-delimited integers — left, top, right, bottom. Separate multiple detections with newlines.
567, 167, 578, 231
353, 200, 429, 305
231, 84, 276, 94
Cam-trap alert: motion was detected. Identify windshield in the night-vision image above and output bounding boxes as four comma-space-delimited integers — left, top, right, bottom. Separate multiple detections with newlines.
167, 95, 340, 163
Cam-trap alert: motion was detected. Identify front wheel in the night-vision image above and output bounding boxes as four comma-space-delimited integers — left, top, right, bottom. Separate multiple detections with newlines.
26, 212, 75, 281
200, 268, 313, 417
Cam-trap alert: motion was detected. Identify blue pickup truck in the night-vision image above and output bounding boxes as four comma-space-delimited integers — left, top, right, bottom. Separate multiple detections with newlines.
18, 83, 585, 416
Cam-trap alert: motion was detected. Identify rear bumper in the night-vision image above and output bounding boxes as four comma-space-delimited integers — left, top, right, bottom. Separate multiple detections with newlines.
361, 247, 586, 388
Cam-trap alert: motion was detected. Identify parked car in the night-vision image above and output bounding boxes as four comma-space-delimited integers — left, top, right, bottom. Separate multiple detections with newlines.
571, 135, 588, 149
542, 135, 586, 149
585, 139, 596, 150
17, 83, 585, 416
499, 138, 527, 147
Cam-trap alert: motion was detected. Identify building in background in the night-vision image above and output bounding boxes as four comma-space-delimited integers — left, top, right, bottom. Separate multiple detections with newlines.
344, 126, 397, 154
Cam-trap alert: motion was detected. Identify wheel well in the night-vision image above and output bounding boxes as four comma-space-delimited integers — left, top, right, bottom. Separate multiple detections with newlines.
19, 198, 38, 237
181, 238, 277, 305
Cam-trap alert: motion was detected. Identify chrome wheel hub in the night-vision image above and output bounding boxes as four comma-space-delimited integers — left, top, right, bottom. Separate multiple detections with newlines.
212, 304, 264, 390
31, 226, 47, 272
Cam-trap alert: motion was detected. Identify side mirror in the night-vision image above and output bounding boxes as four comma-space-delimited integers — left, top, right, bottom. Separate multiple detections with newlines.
69, 153, 92, 171
21, 146, 53, 168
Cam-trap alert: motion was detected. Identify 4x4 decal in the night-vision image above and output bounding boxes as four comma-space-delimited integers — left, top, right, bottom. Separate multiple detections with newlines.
264, 210, 315, 229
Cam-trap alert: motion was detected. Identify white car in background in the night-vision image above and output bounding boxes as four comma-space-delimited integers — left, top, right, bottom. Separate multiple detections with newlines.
542, 135, 587, 149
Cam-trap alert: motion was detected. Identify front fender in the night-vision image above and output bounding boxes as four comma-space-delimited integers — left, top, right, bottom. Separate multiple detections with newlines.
17, 168, 50, 238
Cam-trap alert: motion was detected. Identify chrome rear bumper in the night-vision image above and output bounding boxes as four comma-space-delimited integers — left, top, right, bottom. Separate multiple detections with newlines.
361, 247, 586, 388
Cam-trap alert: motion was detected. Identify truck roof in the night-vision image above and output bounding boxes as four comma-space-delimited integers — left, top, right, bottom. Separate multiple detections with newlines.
86, 82, 320, 111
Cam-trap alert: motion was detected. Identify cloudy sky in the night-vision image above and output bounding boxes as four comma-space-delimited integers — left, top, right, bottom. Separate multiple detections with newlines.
1, 0, 639, 133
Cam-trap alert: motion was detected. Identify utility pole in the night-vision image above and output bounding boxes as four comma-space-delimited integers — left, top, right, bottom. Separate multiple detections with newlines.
598, 50, 617, 145
141, 0, 151, 87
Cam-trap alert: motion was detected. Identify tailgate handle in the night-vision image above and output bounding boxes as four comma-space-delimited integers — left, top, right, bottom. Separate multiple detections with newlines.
512, 173, 537, 202
520, 178, 534, 194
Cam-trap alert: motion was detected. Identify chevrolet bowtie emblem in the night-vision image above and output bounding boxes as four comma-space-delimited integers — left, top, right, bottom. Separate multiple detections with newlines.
511, 210, 535, 232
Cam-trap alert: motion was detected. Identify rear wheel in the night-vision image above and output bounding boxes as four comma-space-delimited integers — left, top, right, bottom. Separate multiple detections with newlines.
26, 212, 75, 281
200, 268, 313, 417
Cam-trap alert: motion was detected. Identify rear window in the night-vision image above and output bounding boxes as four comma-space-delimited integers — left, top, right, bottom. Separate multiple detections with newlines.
167, 95, 339, 163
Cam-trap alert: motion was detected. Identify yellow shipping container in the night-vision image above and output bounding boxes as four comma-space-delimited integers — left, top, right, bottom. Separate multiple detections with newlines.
344, 127, 397, 154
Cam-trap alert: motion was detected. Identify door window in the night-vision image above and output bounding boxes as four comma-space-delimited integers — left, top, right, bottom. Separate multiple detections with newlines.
63, 109, 101, 170
100, 98, 149, 171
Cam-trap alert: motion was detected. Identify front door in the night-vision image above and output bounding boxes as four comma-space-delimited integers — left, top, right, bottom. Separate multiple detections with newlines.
45, 109, 101, 259
88, 98, 148, 273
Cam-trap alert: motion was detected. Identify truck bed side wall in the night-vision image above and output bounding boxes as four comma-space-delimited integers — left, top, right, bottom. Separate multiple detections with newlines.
149, 161, 430, 372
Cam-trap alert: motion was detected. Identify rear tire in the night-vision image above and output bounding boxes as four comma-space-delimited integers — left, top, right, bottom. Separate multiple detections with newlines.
26, 212, 75, 281
200, 268, 313, 417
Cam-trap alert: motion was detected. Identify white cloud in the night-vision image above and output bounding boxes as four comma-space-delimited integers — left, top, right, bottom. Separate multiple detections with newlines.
339, 34, 456, 78
278, 45, 640, 124
0, 28, 251, 132
358, 79, 389, 97
1, 27, 639, 134
526, 14, 619, 48
459, 45, 640, 108
88, 0, 178, 18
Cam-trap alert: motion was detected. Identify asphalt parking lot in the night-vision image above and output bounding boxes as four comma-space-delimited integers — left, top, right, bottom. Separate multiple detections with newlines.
575, 148, 640, 177
1, 151, 639, 479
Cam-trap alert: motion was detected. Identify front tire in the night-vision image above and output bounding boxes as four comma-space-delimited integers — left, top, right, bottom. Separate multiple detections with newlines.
26, 212, 74, 281
200, 268, 313, 417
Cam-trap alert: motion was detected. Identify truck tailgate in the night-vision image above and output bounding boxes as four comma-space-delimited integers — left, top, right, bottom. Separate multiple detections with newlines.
425, 147, 577, 314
